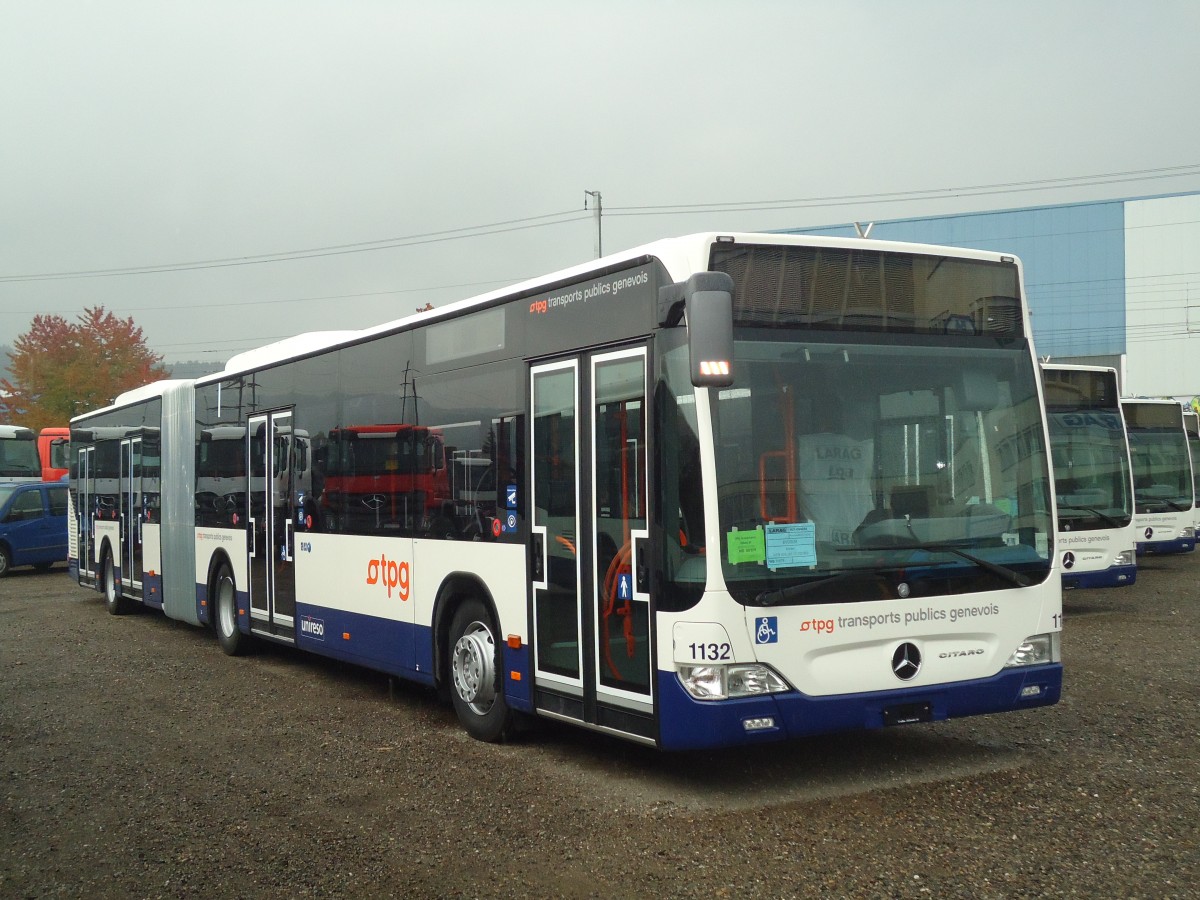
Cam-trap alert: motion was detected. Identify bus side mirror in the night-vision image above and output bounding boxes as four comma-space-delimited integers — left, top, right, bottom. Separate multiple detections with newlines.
660, 271, 735, 388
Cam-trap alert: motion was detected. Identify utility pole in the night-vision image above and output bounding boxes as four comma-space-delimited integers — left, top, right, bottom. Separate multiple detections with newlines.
584, 190, 602, 258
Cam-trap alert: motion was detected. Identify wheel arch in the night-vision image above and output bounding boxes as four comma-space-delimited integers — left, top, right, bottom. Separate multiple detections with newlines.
96, 536, 116, 589
204, 548, 236, 627
431, 571, 501, 693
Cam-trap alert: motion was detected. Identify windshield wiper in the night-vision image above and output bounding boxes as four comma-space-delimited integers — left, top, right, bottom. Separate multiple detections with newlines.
843, 542, 1031, 588
1137, 497, 1191, 512
754, 571, 895, 606
1057, 503, 1125, 529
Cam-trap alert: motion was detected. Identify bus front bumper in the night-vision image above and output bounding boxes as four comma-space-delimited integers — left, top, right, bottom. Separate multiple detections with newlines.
655, 664, 1063, 751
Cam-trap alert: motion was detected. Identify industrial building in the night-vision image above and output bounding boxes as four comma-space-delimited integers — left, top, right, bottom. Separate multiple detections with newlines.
783, 191, 1200, 400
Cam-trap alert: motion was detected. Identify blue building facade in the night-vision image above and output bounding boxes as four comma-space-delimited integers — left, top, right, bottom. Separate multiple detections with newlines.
783, 199, 1129, 360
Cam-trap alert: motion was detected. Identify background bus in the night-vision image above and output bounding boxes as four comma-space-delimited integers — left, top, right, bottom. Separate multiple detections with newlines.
68, 232, 1062, 751
0, 425, 42, 482
1041, 363, 1137, 588
1120, 398, 1196, 554
1184, 408, 1200, 536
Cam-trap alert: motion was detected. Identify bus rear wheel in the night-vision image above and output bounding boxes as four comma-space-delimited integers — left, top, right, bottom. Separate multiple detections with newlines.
448, 597, 514, 742
213, 563, 249, 656
102, 549, 132, 615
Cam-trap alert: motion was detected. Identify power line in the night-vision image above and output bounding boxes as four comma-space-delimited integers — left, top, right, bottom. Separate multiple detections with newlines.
0, 276, 532, 317
0, 210, 588, 284
605, 164, 1200, 218
7, 164, 1199, 285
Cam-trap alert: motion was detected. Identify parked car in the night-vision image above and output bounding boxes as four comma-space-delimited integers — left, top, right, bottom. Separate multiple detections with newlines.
0, 481, 69, 576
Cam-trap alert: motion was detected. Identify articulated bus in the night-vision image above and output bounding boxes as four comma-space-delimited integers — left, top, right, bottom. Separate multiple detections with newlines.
1040, 364, 1137, 588
0, 425, 42, 483
1120, 399, 1196, 555
68, 233, 1062, 750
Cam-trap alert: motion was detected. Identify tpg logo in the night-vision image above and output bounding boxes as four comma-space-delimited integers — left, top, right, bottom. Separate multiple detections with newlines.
366, 553, 411, 601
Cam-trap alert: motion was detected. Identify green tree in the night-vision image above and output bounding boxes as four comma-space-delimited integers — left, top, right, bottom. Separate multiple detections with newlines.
0, 306, 170, 429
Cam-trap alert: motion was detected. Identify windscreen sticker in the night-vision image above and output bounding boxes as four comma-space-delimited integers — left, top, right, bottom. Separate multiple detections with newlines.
765, 522, 817, 569
726, 527, 766, 564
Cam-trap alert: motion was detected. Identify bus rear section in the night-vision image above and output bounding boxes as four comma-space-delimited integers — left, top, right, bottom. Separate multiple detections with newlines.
1120, 399, 1196, 555
0, 425, 42, 483
651, 238, 1062, 750
1041, 364, 1137, 588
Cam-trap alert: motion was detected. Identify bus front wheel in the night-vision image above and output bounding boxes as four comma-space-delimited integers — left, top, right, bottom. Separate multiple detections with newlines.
214, 564, 249, 656
448, 597, 515, 742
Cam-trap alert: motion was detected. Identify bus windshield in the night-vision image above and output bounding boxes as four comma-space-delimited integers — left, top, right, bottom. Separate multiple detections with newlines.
1186, 414, 1200, 508
672, 332, 1053, 605
1047, 410, 1133, 530
1127, 428, 1193, 512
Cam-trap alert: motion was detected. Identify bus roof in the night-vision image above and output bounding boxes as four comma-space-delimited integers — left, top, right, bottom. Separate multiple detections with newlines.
221, 331, 361, 377
113, 379, 195, 407
194, 231, 1023, 384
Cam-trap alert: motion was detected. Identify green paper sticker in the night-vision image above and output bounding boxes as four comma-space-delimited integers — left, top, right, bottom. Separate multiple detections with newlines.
726, 528, 766, 564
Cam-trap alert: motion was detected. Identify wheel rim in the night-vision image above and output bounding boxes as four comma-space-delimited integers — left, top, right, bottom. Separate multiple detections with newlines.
452, 620, 497, 716
217, 576, 236, 637
0, 551, 8, 576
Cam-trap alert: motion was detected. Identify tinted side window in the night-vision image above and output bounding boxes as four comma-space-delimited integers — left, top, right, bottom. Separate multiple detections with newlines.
48, 487, 69, 516
10, 490, 46, 520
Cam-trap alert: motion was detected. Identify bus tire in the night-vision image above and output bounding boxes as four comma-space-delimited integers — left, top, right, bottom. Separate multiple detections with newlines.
102, 549, 131, 615
213, 563, 249, 657
448, 597, 514, 742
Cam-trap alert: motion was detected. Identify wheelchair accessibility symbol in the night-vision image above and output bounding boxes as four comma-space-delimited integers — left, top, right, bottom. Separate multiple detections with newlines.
755, 616, 778, 644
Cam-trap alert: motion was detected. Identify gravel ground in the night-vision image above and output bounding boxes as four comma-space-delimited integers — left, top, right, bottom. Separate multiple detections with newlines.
2, 555, 1198, 899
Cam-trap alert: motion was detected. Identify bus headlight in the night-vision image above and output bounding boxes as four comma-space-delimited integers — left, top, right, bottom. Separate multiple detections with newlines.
1113, 549, 1134, 567
677, 663, 789, 700
1182, 527, 1196, 539
1003, 632, 1061, 668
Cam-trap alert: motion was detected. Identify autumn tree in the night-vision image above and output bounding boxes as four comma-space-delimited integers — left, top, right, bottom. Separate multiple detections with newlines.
0, 306, 170, 430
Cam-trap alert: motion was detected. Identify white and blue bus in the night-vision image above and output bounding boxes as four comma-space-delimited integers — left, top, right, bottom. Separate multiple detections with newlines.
68, 233, 1062, 750
1041, 364, 1137, 588
1120, 399, 1196, 555
1184, 408, 1200, 537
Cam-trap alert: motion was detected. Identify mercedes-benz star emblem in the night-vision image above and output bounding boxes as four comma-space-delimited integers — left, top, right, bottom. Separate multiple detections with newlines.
1063, 551, 1075, 570
891, 642, 922, 681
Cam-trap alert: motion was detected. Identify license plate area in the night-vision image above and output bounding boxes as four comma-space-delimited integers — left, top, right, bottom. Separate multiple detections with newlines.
883, 702, 932, 726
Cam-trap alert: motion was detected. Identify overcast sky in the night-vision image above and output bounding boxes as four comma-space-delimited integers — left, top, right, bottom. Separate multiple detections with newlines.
4, 1, 1200, 365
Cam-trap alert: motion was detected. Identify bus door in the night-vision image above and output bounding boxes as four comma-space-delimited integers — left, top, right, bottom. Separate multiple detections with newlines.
119, 436, 144, 594
77, 446, 93, 578
248, 411, 297, 636
530, 345, 653, 739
